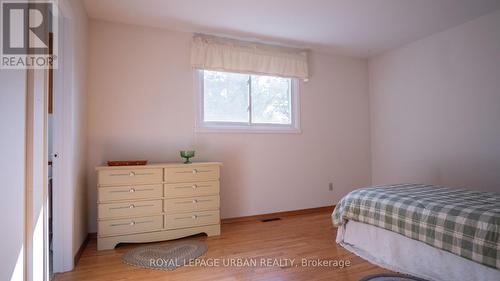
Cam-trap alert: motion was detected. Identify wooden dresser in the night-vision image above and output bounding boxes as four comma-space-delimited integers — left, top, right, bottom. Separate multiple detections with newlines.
95, 162, 222, 250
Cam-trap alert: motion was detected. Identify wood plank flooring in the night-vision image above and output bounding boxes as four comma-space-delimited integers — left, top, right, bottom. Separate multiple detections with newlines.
54, 211, 390, 281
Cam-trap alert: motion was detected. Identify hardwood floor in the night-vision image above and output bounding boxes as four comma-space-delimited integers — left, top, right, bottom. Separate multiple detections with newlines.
54, 211, 390, 281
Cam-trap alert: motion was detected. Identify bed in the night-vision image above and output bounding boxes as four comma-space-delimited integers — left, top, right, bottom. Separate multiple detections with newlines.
331, 183, 500, 281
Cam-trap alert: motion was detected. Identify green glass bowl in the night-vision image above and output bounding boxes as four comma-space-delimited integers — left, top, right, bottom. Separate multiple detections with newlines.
180, 150, 195, 164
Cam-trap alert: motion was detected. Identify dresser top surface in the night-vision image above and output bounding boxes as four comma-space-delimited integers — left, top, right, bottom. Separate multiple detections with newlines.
95, 162, 223, 171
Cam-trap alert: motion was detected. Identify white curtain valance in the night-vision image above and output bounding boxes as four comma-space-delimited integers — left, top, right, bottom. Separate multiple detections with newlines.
190, 35, 309, 80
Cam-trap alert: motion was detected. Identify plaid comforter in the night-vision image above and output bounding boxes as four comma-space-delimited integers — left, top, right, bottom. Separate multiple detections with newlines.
332, 184, 500, 269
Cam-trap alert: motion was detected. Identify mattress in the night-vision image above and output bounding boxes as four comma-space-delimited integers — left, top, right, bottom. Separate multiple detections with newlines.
332, 183, 500, 269
337, 220, 500, 281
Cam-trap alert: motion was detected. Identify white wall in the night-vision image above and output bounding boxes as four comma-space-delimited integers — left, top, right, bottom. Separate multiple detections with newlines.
0, 70, 26, 281
86, 20, 371, 232
370, 9, 500, 192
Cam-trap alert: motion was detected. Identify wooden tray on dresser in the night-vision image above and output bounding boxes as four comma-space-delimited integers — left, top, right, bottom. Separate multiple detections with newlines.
107, 160, 148, 166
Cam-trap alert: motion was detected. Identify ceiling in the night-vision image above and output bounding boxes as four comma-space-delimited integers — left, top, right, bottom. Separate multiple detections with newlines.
83, 0, 500, 58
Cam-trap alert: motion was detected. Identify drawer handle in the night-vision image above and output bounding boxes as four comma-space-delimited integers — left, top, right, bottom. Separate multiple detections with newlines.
110, 188, 154, 194
174, 185, 207, 189
109, 203, 154, 210
175, 199, 211, 205
110, 219, 154, 227
175, 214, 212, 220
110, 171, 156, 177
176, 169, 210, 174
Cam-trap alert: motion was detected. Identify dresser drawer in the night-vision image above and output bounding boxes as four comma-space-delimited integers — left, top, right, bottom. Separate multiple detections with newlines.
98, 168, 163, 185
165, 195, 219, 213
164, 181, 219, 198
98, 200, 163, 219
164, 165, 219, 183
166, 210, 219, 230
99, 215, 163, 237
98, 184, 163, 202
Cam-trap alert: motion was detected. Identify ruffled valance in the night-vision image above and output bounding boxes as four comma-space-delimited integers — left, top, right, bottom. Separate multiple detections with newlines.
191, 34, 309, 80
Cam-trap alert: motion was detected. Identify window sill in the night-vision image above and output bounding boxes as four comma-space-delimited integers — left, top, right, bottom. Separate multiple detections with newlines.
194, 125, 302, 134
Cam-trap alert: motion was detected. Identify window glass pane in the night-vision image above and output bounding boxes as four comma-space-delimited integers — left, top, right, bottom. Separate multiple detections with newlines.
251, 75, 291, 124
203, 70, 249, 122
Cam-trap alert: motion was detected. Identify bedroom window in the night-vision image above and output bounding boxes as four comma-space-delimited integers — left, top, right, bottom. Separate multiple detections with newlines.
196, 70, 301, 133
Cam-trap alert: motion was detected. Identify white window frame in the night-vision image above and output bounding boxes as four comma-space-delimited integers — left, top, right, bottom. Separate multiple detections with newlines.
194, 70, 301, 133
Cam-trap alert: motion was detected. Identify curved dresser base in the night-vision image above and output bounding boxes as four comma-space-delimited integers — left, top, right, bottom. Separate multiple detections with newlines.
98, 224, 221, 251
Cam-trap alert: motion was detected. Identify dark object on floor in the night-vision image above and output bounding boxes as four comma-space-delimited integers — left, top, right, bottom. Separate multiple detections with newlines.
359, 273, 429, 281
261, 217, 282, 222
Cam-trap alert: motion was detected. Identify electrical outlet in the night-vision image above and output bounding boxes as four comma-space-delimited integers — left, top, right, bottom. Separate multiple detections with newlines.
328, 182, 334, 191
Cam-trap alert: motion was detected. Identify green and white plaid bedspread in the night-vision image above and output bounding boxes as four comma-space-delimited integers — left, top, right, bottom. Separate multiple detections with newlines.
332, 184, 500, 269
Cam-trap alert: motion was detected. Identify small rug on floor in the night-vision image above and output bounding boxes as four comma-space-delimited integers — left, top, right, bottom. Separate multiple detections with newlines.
121, 240, 208, 270
359, 273, 430, 281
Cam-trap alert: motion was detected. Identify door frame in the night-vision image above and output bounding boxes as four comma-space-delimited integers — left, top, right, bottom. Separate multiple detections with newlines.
25, 67, 49, 281
51, 0, 75, 273
23, 0, 76, 279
